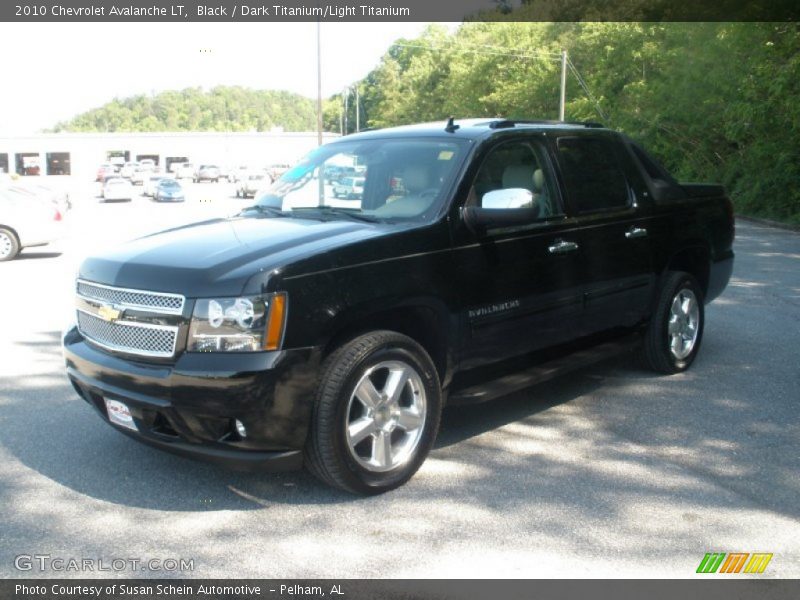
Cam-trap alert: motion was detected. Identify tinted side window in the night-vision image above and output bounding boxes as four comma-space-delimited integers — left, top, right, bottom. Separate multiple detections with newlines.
630, 143, 674, 182
556, 137, 630, 213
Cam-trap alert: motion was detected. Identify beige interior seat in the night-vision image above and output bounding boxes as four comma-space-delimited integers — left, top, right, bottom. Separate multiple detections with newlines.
497, 164, 541, 215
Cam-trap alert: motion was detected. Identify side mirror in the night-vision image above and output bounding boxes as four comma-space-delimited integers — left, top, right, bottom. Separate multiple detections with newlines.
462, 188, 538, 233
481, 188, 533, 209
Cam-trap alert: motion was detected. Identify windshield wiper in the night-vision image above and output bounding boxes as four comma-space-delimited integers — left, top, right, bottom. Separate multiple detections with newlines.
290, 206, 381, 223
242, 205, 288, 217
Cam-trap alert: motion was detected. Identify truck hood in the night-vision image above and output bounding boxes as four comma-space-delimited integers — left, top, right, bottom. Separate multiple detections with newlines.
78, 215, 390, 297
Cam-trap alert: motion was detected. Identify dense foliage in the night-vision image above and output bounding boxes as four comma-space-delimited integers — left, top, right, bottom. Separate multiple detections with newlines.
325, 23, 800, 224
54, 24, 799, 223
52, 86, 317, 133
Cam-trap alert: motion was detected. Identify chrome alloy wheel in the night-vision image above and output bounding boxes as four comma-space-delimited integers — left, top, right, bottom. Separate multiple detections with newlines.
668, 288, 700, 360
0, 231, 13, 259
345, 360, 427, 473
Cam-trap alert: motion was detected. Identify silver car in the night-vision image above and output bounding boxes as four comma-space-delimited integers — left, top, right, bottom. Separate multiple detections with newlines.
0, 189, 64, 261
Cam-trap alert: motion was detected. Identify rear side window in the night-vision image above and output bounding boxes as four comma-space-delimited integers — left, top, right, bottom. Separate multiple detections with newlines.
556, 137, 630, 213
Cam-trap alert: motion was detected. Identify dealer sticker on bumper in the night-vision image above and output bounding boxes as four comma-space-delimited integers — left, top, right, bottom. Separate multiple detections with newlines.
105, 399, 138, 431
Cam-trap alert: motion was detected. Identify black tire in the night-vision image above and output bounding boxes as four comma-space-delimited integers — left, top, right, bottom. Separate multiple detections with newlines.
0, 227, 21, 262
304, 331, 442, 495
642, 271, 705, 374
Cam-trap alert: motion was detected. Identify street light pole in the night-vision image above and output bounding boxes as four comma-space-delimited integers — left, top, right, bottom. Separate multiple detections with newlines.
316, 20, 323, 146
559, 49, 567, 122
355, 85, 360, 132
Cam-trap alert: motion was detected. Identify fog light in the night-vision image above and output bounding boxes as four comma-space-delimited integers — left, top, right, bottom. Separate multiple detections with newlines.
235, 419, 247, 438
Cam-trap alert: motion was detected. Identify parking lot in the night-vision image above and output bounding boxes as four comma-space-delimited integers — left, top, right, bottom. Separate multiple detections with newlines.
0, 184, 798, 577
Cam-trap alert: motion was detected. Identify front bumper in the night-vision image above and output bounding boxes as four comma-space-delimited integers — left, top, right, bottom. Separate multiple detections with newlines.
63, 327, 320, 472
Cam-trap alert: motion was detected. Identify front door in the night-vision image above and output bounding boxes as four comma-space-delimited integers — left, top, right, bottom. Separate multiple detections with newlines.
451, 136, 586, 370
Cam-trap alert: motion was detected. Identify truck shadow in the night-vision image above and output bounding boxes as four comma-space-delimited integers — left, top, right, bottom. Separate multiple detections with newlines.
1, 318, 798, 576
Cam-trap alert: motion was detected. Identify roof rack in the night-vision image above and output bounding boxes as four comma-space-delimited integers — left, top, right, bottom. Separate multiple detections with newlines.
487, 119, 604, 129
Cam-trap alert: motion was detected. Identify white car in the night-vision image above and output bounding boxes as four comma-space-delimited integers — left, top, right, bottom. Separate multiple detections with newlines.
174, 163, 195, 179
333, 177, 365, 199
102, 177, 134, 202
130, 168, 151, 186
237, 173, 270, 198
119, 161, 139, 179
0, 189, 64, 261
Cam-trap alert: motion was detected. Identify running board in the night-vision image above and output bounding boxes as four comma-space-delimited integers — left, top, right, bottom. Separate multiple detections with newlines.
447, 335, 641, 405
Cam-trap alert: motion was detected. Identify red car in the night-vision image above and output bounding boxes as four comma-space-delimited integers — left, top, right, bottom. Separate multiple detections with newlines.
95, 164, 117, 182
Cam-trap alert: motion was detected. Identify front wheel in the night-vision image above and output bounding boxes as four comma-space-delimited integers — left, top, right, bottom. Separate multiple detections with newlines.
642, 271, 705, 373
305, 331, 442, 495
0, 227, 21, 261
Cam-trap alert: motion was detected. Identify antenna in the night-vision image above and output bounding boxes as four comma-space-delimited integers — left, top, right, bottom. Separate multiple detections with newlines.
444, 116, 460, 133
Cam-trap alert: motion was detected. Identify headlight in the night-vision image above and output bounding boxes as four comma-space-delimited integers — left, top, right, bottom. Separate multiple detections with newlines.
188, 293, 287, 352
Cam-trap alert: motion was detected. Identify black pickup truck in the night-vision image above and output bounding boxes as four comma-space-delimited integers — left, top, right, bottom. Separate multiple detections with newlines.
63, 119, 734, 494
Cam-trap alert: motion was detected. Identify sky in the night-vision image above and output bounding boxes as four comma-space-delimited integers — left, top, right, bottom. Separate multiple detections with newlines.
0, 22, 458, 135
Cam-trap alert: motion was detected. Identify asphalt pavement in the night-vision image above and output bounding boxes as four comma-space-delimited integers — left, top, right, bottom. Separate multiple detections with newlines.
0, 190, 798, 578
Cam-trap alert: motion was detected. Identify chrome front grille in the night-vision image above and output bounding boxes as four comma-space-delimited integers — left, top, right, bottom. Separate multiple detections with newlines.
77, 280, 185, 314
77, 310, 178, 358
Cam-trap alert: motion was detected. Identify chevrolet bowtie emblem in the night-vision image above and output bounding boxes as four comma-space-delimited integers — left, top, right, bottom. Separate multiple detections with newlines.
97, 305, 122, 322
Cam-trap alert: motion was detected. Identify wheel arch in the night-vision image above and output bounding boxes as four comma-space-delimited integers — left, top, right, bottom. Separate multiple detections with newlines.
321, 300, 453, 386
661, 244, 711, 299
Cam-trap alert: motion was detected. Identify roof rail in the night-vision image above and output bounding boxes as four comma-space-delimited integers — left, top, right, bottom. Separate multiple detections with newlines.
487, 119, 604, 129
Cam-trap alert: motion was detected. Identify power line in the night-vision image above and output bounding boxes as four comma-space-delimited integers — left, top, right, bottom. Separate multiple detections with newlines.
391, 42, 562, 62
566, 57, 609, 122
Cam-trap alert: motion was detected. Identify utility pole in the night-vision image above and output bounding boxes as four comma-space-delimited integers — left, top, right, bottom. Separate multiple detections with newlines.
344, 87, 348, 134
316, 20, 323, 146
559, 49, 567, 122
355, 85, 360, 132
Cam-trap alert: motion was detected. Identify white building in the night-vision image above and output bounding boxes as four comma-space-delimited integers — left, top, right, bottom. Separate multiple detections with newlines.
0, 131, 338, 180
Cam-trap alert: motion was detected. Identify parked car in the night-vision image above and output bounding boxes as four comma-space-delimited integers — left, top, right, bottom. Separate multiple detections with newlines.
96, 164, 118, 182
119, 162, 139, 179
155, 179, 185, 202
323, 165, 354, 183
236, 173, 269, 198
130, 167, 151, 186
228, 166, 250, 184
143, 174, 170, 197
63, 118, 734, 495
102, 177, 133, 202
332, 176, 365, 199
194, 165, 220, 183
0, 188, 64, 261
175, 163, 195, 180
139, 159, 156, 171
5, 183, 71, 214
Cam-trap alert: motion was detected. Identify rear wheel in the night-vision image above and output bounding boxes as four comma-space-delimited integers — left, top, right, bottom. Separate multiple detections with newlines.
305, 331, 442, 495
642, 271, 705, 373
0, 227, 20, 261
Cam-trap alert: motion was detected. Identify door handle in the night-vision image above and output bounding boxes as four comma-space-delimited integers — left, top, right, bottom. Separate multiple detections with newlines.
548, 239, 579, 255
625, 227, 648, 239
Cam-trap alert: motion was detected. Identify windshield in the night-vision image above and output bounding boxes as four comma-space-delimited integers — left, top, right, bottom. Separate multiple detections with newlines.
254, 137, 468, 221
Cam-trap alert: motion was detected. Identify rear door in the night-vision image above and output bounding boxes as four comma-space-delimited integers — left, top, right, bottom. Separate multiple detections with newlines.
550, 133, 655, 334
